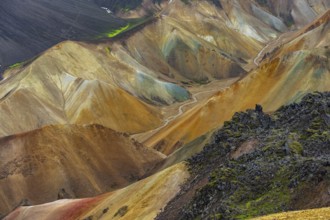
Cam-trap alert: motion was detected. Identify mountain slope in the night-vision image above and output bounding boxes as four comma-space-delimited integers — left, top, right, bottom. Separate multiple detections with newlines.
93, 0, 143, 13
255, 0, 330, 28
4, 0, 326, 138
0, 1, 329, 220
143, 10, 330, 155
1, 0, 328, 72
0, 124, 164, 216
252, 207, 330, 219
0, 0, 295, 137
4, 163, 189, 220
0, 0, 134, 72
157, 92, 330, 219
6, 92, 329, 220
0, 41, 167, 137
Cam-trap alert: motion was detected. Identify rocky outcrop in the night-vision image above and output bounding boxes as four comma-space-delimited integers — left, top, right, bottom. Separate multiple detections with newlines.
157, 92, 330, 219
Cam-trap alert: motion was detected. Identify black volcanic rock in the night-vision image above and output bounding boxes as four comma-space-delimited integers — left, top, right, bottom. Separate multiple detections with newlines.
157, 92, 330, 220
0, 0, 129, 72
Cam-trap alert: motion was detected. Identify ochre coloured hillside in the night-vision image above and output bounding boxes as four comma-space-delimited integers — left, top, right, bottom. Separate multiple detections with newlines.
144, 10, 330, 155
0, 45, 164, 136
0, 0, 329, 220
0, 124, 164, 215
252, 207, 330, 220
4, 163, 189, 220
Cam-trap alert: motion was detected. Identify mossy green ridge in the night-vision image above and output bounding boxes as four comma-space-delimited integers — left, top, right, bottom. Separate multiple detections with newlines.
9, 62, 23, 69
106, 24, 130, 38
8, 58, 33, 69
157, 92, 330, 220
99, 16, 153, 39
6, 56, 38, 71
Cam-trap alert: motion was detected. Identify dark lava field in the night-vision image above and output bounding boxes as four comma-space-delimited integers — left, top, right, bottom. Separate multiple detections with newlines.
0, 0, 127, 72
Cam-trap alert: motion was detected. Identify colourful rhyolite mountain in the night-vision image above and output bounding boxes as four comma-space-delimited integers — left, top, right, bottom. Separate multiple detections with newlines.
0, 0, 329, 219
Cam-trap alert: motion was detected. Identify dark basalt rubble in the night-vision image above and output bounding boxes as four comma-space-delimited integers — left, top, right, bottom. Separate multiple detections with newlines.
157, 92, 330, 219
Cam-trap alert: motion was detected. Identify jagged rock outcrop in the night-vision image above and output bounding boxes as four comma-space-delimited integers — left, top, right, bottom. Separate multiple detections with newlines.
157, 92, 330, 219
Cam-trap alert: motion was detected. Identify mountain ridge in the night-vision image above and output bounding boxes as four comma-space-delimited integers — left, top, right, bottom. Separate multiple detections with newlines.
0, 0, 329, 219
0, 123, 165, 216
143, 9, 330, 155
